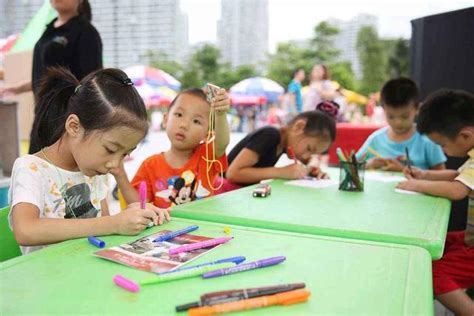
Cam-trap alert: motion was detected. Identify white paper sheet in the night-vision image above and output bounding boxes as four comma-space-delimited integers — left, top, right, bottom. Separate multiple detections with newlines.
394, 188, 423, 195
365, 173, 406, 183
285, 178, 338, 189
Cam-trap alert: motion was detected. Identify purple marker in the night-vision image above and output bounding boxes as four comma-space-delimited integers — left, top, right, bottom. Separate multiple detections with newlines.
202, 256, 286, 279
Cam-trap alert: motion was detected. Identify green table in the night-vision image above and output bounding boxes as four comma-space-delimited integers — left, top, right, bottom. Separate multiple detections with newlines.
0, 219, 433, 315
172, 171, 450, 259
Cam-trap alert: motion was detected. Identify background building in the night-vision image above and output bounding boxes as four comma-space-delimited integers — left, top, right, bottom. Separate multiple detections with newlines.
0, 0, 189, 68
330, 14, 378, 79
217, 0, 268, 68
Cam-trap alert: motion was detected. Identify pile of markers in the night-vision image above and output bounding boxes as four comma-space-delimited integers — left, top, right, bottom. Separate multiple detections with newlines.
178, 283, 310, 315
336, 147, 365, 191
111, 226, 291, 306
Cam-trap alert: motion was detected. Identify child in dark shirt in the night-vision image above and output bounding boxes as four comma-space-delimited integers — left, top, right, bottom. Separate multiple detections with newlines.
226, 102, 338, 185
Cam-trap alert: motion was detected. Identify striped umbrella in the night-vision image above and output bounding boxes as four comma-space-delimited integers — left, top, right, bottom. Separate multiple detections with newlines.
124, 65, 181, 91
230, 77, 284, 104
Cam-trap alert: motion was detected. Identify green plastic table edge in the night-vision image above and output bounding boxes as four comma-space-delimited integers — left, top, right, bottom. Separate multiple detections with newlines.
171, 179, 451, 260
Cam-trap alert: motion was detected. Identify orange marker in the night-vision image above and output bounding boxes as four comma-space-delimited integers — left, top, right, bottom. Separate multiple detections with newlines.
188, 289, 311, 316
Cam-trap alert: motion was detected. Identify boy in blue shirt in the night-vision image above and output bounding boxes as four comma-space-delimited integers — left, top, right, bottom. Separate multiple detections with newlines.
356, 77, 446, 171
397, 90, 474, 315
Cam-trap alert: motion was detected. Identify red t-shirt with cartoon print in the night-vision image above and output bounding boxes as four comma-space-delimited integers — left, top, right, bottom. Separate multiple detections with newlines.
131, 142, 227, 208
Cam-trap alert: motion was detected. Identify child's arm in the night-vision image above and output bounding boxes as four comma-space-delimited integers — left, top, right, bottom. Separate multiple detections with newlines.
100, 199, 110, 216
226, 148, 307, 184
366, 158, 388, 169
430, 163, 446, 170
402, 166, 459, 181
110, 163, 139, 205
212, 88, 230, 157
10, 202, 163, 246
396, 179, 470, 201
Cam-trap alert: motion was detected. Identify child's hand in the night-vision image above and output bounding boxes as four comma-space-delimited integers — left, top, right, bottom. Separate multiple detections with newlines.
112, 206, 159, 235
127, 202, 170, 225
280, 163, 308, 179
396, 179, 421, 192
109, 161, 127, 180
381, 159, 404, 172
309, 167, 329, 179
403, 166, 425, 179
366, 158, 387, 169
212, 88, 230, 114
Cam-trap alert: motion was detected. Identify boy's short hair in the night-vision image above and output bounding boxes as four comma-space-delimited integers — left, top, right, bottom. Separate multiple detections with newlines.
417, 89, 474, 139
168, 88, 208, 109
380, 77, 419, 108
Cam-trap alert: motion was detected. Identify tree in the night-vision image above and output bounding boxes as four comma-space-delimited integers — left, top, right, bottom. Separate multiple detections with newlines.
308, 21, 340, 65
216, 64, 259, 89
146, 50, 182, 78
385, 38, 410, 78
330, 62, 355, 90
356, 26, 388, 95
266, 42, 312, 88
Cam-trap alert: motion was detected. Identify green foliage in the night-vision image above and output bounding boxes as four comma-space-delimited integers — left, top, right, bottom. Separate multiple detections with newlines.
144, 20, 409, 99
385, 38, 410, 78
308, 21, 341, 64
330, 62, 355, 90
356, 26, 388, 95
266, 42, 313, 88
147, 51, 182, 78
147, 44, 259, 90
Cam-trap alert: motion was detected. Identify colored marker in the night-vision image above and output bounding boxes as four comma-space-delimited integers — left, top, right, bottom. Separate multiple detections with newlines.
168, 237, 233, 256
153, 225, 199, 243
176, 283, 306, 311
287, 147, 297, 164
367, 146, 382, 158
336, 147, 347, 162
140, 262, 236, 286
202, 256, 286, 279
139, 181, 153, 228
187, 289, 311, 316
88, 236, 105, 248
113, 274, 140, 293
405, 147, 413, 177
160, 256, 246, 274
201, 282, 305, 302
139, 181, 147, 209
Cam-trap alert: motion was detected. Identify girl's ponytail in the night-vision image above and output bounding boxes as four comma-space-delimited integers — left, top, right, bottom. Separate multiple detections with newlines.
29, 67, 79, 154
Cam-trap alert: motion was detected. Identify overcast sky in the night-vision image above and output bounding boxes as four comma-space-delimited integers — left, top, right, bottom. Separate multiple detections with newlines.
181, 0, 473, 52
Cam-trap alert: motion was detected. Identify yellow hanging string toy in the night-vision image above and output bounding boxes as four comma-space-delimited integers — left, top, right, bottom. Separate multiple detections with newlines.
203, 83, 225, 191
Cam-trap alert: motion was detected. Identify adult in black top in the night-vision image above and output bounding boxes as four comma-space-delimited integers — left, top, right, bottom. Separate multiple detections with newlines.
0, 0, 102, 153
228, 126, 283, 168
31, 14, 102, 93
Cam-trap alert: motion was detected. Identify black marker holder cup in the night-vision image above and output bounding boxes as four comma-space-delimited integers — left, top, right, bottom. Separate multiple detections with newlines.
339, 161, 366, 192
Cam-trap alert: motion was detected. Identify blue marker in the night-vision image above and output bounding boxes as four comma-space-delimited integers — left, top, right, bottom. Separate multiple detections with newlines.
158, 256, 246, 275
88, 236, 105, 248
153, 225, 199, 243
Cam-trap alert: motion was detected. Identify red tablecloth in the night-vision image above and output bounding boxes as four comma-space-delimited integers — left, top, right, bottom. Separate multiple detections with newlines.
328, 123, 384, 165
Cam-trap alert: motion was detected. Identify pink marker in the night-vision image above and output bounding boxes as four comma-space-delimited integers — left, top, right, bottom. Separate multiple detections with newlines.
139, 181, 147, 209
168, 237, 233, 256
139, 181, 153, 228
113, 274, 140, 293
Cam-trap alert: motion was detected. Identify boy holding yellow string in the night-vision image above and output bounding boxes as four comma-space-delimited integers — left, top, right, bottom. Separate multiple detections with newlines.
114, 86, 230, 208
